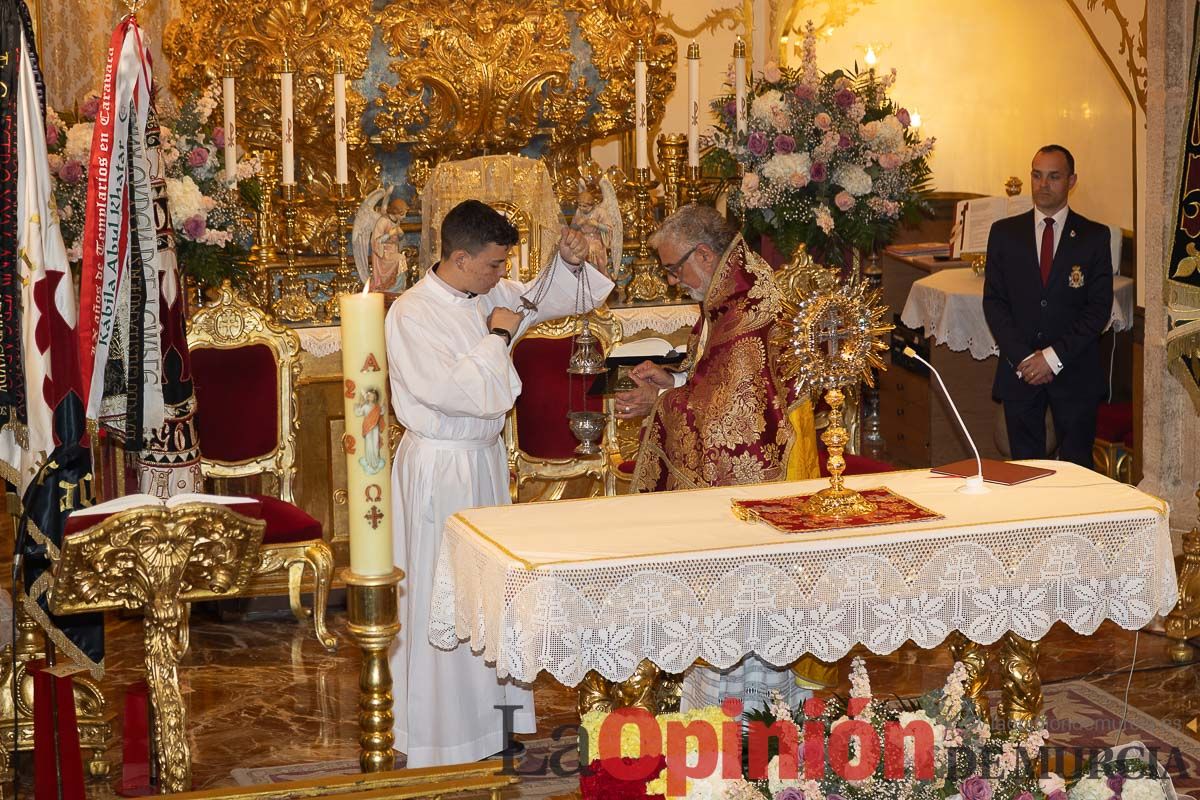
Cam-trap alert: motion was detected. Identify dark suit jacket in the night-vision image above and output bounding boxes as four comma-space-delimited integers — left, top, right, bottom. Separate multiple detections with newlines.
981, 208, 1113, 401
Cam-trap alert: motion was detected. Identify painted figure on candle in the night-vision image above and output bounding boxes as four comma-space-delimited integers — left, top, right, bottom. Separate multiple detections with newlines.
570, 173, 622, 279
354, 387, 387, 474
353, 185, 411, 293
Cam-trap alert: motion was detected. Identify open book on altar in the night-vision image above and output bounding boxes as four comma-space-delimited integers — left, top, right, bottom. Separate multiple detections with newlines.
949, 195, 1033, 257
66, 493, 261, 534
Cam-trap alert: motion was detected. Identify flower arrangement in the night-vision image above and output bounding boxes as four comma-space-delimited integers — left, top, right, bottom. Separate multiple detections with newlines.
576, 658, 1175, 800
45, 83, 262, 290
706, 22, 936, 265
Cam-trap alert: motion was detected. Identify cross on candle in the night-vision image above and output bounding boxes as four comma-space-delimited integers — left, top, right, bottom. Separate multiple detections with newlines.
364, 505, 384, 530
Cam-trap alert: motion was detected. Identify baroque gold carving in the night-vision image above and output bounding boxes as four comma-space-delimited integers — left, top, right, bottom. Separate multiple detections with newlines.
577, 659, 681, 716
49, 504, 265, 793
650, 0, 744, 39
1084, 0, 1148, 111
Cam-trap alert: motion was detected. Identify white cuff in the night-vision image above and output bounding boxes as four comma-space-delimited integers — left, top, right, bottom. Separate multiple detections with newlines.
671, 370, 687, 388
1042, 346, 1063, 375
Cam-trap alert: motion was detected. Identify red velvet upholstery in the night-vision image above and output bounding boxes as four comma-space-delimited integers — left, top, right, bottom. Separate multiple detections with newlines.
819, 449, 894, 476
617, 458, 637, 474
1095, 402, 1133, 442
191, 343, 280, 463
65, 498, 263, 536
512, 336, 604, 460
1123, 430, 1134, 448
253, 494, 322, 544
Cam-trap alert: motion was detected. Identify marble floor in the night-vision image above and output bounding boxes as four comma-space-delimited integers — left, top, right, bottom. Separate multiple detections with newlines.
24, 601, 1200, 795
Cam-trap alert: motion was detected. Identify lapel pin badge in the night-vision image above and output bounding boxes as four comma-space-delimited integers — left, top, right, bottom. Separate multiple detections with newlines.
1069, 229, 1077, 238
1069, 265, 1085, 288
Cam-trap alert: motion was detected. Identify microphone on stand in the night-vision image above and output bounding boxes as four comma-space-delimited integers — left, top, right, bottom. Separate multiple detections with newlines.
902, 346, 990, 495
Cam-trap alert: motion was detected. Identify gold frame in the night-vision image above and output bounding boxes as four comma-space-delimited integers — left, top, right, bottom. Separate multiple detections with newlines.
504, 309, 623, 501
186, 281, 336, 650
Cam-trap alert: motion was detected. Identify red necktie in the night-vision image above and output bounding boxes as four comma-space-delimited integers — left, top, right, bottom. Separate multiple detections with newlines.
1040, 217, 1055, 286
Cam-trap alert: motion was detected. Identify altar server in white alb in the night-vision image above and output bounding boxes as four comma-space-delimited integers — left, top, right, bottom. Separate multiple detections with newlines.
386, 200, 613, 766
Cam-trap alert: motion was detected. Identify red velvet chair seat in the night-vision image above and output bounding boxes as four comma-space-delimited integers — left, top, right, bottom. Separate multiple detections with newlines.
64, 498, 263, 536
191, 343, 280, 464
252, 494, 322, 545
618, 459, 637, 474
512, 336, 604, 460
1095, 402, 1133, 442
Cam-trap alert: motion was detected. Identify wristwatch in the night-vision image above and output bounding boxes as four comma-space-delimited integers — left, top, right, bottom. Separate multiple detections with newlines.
490, 327, 512, 346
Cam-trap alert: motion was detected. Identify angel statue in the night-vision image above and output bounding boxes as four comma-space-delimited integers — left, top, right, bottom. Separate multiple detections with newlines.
352, 185, 411, 293
571, 173, 622, 279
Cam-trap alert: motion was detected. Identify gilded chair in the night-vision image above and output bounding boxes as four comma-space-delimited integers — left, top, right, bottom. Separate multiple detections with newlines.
186, 281, 336, 650
506, 309, 623, 501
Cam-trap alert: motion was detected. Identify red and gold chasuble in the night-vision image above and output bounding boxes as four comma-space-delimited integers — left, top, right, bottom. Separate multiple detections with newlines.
631, 236, 819, 493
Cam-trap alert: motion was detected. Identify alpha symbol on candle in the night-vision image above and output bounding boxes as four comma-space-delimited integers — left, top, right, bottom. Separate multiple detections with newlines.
365, 484, 383, 502
364, 506, 384, 529
361, 352, 381, 372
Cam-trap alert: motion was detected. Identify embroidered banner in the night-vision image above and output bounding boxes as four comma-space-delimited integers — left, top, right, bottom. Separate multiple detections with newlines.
1167, 3, 1200, 411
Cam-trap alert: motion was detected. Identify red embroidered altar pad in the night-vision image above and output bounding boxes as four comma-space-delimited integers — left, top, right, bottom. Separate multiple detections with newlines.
731, 488, 942, 533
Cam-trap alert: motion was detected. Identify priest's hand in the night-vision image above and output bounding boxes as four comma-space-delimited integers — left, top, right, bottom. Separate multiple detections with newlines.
629, 360, 674, 390
615, 372, 660, 419
558, 226, 589, 267
487, 307, 523, 338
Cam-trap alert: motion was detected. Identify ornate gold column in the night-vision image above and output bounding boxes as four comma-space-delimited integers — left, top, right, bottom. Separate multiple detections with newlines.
948, 632, 990, 722
657, 133, 687, 216
49, 504, 265, 793
1167, 488, 1200, 662
626, 168, 667, 302
997, 632, 1042, 730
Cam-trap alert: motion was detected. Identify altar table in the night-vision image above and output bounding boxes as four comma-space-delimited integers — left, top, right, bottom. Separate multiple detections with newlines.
429, 462, 1174, 687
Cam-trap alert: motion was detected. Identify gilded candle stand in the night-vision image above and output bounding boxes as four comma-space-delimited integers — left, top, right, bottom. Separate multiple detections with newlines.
343, 567, 405, 773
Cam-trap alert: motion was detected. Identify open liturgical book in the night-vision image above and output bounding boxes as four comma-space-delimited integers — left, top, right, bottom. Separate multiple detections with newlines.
66, 493, 262, 533
949, 195, 1033, 257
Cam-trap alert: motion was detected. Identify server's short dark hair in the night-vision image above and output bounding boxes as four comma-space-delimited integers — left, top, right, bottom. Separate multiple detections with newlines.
1036, 144, 1075, 175
440, 200, 520, 257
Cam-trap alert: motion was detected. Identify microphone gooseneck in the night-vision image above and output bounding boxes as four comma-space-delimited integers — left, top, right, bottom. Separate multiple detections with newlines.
902, 346, 989, 494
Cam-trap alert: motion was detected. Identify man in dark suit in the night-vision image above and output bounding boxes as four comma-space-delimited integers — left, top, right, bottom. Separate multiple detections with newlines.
982, 145, 1113, 469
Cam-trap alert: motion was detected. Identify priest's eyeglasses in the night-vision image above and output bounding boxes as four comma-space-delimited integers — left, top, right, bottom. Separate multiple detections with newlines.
660, 244, 699, 278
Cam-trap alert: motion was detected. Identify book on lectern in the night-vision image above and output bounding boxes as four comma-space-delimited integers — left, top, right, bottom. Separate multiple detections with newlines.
930, 458, 1054, 486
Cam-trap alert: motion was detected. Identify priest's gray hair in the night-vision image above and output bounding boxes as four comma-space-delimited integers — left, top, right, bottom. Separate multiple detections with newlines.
649, 204, 736, 256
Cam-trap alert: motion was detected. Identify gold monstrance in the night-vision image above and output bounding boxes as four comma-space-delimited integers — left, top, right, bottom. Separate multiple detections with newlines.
774, 262, 893, 517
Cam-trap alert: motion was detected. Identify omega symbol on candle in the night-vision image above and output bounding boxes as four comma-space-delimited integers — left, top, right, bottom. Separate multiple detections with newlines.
365, 484, 383, 502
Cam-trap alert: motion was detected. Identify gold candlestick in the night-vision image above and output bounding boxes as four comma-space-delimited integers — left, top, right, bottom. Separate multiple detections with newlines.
344, 568, 405, 773
279, 182, 300, 266
331, 183, 362, 299
681, 165, 703, 206
657, 133, 686, 215
627, 167, 666, 302
273, 182, 315, 321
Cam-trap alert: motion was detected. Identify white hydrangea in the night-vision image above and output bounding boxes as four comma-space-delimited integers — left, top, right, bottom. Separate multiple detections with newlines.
1068, 778, 1114, 800
165, 176, 206, 228
63, 122, 94, 162
750, 89, 787, 129
762, 152, 811, 184
767, 754, 803, 794
875, 115, 906, 153
1121, 779, 1167, 800
834, 164, 872, 196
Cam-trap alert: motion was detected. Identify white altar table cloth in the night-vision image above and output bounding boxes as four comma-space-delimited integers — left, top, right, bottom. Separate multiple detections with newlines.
900, 268, 1135, 360
429, 461, 1174, 686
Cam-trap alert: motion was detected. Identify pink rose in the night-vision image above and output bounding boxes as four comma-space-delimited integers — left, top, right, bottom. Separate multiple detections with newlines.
960, 776, 992, 800
773, 134, 796, 154
897, 108, 912, 128
834, 191, 854, 211
809, 162, 827, 182
81, 95, 100, 121
182, 214, 207, 240
834, 88, 856, 109
59, 160, 84, 184
838, 133, 852, 149
794, 84, 817, 102
1014, 794, 1033, 800
814, 112, 832, 131
747, 131, 769, 156
788, 171, 809, 188
212, 126, 226, 148
878, 152, 903, 170
187, 146, 210, 168
45, 123, 59, 147
763, 61, 782, 83
741, 172, 760, 192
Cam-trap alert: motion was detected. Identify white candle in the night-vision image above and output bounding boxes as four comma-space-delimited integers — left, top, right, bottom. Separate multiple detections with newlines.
334, 55, 348, 186
280, 56, 295, 185
339, 289, 395, 577
734, 37, 747, 135
687, 42, 700, 168
222, 57, 237, 186
634, 42, 648, 171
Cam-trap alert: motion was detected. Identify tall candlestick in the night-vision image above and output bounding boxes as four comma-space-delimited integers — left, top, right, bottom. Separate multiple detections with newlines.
334, 55, 348, 186
634, 42, 648, 171
687, 42, 700, 168
734, 37, 747, 135
222, 56, 237, 186
339, 289, 395, 577
280, 55, 295, 186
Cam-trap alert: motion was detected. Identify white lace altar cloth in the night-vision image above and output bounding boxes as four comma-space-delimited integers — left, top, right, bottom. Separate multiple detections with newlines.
290, 303, 700, 357
430, 461, 1174, 686
900, 269, 1135, 360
